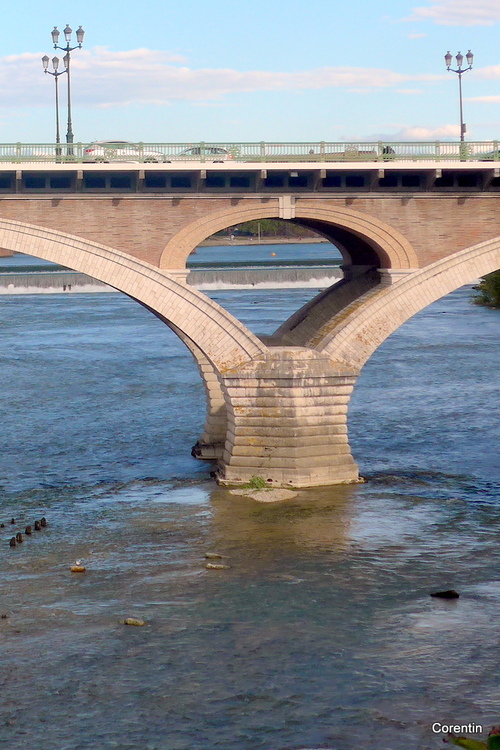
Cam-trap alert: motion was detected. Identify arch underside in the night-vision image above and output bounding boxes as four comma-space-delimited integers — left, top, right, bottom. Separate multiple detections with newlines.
160, 202, 419, 271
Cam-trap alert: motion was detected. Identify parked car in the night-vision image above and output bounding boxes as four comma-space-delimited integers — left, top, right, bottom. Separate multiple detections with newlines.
83, 141, 167, 163
174, 146, 234, 162
477, 149, 500, 161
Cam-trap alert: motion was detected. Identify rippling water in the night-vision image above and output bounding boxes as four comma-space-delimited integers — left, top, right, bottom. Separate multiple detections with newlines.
1, 281, 499, 750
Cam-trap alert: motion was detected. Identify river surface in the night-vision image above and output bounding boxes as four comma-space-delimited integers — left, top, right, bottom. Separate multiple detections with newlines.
0, 261, 499, 750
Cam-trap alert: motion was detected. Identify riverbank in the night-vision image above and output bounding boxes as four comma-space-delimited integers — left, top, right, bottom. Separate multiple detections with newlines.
198, 236, 328, 246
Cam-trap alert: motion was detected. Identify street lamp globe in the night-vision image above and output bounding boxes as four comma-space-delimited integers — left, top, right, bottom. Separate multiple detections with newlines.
76, 26, 85, 46
42, 55, 50, 71
466, 50, 474, 67
456, 52, 463, 68
63, 25, 72, 43
445, 51, 452, 69
51, 27, 60, 46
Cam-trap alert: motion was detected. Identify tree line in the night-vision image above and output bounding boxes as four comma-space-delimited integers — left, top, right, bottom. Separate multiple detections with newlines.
214, 219, 320, 239
473, 271, 500, 309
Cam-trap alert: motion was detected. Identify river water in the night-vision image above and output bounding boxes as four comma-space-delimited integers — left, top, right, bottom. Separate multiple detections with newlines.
0, 251, 499, 750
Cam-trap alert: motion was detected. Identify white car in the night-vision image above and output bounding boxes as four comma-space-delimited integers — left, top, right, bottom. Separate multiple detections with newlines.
174, 146, 234, 162
83, 141, 167, 163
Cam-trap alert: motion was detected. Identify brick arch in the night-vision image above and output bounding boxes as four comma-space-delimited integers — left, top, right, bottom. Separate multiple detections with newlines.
159, 201, 419, 270
316, 236, 500, 370
0, 218, 266, 373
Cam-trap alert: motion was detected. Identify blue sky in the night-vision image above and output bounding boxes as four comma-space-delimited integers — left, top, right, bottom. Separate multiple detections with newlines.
1, 0, 500, 144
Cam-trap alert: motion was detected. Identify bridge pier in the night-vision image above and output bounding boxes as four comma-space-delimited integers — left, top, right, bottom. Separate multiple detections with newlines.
190, 355, 227, 460
217, 348, 360, 488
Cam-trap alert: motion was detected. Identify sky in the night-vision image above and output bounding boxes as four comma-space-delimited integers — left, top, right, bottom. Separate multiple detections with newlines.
1, 0, 500, 145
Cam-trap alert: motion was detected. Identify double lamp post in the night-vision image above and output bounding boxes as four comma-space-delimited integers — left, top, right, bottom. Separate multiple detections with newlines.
42, 25, 84, 149
445, 49, 473, 143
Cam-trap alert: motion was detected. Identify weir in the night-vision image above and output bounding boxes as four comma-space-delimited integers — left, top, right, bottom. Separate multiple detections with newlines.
0, 266, 343, 293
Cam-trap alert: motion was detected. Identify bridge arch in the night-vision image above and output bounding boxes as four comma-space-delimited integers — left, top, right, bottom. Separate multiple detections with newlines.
315, 236, 500, 370
0, 218, 267, 373
159, 201, 419, 271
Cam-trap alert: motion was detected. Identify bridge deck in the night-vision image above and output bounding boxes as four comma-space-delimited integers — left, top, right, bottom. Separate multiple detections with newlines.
0, 161, 499, 194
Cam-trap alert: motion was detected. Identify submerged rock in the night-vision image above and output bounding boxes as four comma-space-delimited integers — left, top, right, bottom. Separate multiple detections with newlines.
206, 563, 231, 570
9, 537, 16, 548
123, 617, 146, 626
229, 487, 298, 503
430, 589, 460, 599
205, 552, 224, 559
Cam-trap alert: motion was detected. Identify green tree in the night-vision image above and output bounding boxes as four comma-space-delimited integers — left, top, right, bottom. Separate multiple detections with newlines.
473, 270, 500, 308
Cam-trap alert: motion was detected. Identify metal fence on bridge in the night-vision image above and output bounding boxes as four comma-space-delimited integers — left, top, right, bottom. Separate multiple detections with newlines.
0, 141, 499, 163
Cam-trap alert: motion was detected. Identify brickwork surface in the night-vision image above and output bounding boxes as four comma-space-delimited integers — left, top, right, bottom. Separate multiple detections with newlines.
2, 193, 500, 270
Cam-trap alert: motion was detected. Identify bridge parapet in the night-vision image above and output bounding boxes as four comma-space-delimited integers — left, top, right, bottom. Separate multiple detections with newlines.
0, 140, 499, 164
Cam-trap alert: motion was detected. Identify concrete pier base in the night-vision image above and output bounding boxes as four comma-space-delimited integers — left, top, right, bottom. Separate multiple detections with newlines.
217, 348, 360, 488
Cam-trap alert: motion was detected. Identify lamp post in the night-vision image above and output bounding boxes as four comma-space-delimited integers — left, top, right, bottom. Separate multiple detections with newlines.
51, 24, 85, 146
445, 50, 474, 143
42, 55, 66, 151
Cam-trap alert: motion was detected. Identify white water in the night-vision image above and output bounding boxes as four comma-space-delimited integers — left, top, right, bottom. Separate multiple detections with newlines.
0, 283, 115, 295
193, 276, 340, 290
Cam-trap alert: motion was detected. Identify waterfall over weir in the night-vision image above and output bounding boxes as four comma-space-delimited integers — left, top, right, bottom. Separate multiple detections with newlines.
0, 266, 344, 293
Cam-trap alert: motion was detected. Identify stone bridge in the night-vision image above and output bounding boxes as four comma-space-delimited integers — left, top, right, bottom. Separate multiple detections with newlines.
1, 160, 499, 487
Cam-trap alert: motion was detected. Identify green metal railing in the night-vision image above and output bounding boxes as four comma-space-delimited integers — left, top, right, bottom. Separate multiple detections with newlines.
0, 141, 499, 163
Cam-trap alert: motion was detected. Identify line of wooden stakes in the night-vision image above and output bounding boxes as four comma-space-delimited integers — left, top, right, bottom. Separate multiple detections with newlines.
4, 516, 48, 547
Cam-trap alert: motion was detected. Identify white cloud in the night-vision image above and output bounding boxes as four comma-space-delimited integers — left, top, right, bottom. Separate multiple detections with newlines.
400, 124, 461, 138
407, 33, 427, 38
362, 124, 461, 140
0, 47, 437, 109
409, 0, 500, 26
475, 65, 500, 80
467, 95, 500, 102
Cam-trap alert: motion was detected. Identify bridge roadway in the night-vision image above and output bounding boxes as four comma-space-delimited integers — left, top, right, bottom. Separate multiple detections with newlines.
0, 159, 499, 487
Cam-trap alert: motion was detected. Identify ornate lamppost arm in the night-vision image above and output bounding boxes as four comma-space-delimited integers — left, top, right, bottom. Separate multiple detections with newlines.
445, 50, 474, 144
51, 25, 85, 146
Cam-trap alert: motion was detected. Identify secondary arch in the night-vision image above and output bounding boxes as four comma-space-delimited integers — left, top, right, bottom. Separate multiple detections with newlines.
315, 236, 500, 370
0, 218, 267, 373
